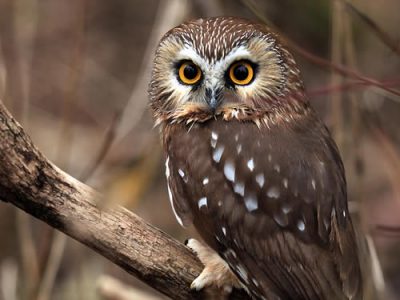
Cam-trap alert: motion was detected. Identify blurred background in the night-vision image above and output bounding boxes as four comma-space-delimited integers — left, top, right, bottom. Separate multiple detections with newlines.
0, 0, 399, 299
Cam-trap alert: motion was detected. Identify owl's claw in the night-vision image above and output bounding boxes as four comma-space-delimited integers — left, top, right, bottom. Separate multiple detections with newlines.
186, 238, 241, 293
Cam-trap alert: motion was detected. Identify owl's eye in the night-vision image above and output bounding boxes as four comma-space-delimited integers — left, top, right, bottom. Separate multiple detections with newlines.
228, 61, 255, 86
178, 61, 202, 85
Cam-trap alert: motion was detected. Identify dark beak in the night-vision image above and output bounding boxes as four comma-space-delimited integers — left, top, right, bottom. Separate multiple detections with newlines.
205, 88, 222, 113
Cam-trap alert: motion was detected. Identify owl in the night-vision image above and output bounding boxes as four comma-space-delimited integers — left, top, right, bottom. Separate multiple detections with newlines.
150, 17, 363, 299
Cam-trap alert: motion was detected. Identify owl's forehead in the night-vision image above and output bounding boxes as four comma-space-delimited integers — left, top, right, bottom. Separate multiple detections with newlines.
164, 17, 273, 64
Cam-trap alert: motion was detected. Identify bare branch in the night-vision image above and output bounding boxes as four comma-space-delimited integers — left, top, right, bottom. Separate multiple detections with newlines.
0, 100, 249, 299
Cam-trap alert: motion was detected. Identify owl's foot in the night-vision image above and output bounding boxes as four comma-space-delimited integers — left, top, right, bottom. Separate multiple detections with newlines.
186, 238, 241, 293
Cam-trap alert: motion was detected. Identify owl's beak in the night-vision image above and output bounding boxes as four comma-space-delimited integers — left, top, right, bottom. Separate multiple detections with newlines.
205, 88, 222, 113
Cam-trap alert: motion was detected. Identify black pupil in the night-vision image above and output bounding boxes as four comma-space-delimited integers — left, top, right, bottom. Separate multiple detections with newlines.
183, 64, 198, 80
233, 64, 249, 81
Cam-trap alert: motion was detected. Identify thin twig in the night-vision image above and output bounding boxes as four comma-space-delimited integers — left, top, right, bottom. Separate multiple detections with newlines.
343, 0, 400, 56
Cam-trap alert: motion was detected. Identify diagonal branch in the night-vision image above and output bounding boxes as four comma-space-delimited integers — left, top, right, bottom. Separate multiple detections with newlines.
0, 101, 249, 300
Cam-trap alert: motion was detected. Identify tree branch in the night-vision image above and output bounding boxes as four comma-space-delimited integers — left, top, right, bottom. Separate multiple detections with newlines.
0, 101, 249, 299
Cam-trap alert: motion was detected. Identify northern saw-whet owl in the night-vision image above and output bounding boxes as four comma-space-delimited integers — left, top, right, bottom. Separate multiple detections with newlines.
150, 17, 363, 299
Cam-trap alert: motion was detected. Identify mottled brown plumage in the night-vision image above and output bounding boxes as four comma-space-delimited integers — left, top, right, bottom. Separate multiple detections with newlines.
150, 17, 363, 299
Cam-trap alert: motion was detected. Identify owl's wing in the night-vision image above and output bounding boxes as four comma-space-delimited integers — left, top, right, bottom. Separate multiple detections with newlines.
165, 111, 362, 300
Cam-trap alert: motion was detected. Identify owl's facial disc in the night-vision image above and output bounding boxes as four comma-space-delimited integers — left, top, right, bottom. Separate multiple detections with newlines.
171, 45, 263, 112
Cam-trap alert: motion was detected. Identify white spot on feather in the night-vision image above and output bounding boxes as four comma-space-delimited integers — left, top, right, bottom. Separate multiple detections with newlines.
213, 146, 224, 163
297, 220, 305, 231
222, 227, 227, 236
210, 132, 218, 148
282, 204, 292, 214
236, 144, 242, 154
178, 169, 185, 178
198, 197, 208, 209
267, 186, 280, 199
203, 177, 209, 185
247, 158, 255, 171
244, 194, 258, 212
283, 178, 288, 189
165, 157, 183, 226
234, 182, 245, 196
224, 160, 235, 182
167, 183, 184, 226
311, 179, 316, 190
165, 157, 170, 178
256, 173, 265, 188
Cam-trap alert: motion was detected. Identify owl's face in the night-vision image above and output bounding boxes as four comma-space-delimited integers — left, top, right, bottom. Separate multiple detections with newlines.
150, 17, 305, 125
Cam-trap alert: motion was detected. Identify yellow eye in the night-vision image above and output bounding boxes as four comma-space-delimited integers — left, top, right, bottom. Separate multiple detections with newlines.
229, 61, 254, 85
178, 61, 202, 85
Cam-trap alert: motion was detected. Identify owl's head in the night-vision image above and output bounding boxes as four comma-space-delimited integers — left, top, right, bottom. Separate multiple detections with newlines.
149, 17, 307, 125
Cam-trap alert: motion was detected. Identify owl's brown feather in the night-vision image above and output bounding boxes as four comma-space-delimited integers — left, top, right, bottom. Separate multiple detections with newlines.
150, 16, 364, 300
164, 110, 361, 299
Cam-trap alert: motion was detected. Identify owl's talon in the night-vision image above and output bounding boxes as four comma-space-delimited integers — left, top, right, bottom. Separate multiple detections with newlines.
186, 238, 241, 293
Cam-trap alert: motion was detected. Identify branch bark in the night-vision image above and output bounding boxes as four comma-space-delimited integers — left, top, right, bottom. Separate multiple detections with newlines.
0, 101, 249, 299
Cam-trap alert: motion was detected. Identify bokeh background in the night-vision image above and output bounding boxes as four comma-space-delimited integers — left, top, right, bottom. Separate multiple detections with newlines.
0, 0, 399, 299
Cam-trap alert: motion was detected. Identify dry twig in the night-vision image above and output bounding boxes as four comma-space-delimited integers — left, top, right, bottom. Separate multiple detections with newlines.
0, 100, 249, 299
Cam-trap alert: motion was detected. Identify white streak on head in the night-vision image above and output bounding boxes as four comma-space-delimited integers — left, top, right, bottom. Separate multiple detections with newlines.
244, 194, 258, 212
224, 160, 235, 182
267, 186, 280, 199
247, 158, 255, 172
255, 173, 265, 188
178, 169, 185, 178
213, 146, 224, 163
198, 197, 208, 209
203, 177, 209, 185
